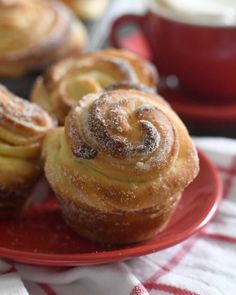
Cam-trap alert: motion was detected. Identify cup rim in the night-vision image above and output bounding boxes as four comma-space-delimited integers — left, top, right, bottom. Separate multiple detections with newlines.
148, 0, 236, 28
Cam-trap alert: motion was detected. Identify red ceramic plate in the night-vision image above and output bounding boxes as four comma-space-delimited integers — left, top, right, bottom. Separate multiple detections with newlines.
0, 150, 222, 266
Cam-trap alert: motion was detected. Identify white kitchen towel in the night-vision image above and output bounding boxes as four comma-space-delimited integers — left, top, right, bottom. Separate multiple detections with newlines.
0, 272, 29, 295
0, 137, 236, 295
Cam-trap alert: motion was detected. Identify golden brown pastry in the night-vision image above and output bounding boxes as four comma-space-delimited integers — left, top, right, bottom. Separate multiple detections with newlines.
103, 81, 156, 94
0, 85, 54, 219
43, 88, 199, 244
31, 49, 158, 124
62, 0, 108, 21
0, 0, 87, 77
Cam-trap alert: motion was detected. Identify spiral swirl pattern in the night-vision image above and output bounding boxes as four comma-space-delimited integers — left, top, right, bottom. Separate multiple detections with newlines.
0, 0, 87, 77
31, 49, 158, 124
43, 89, 199, 243
65, 90, 178, 180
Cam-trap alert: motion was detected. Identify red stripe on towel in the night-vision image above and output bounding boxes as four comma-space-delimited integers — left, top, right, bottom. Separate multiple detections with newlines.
218, 156, 236, 198
38, 283, 58, 295
200, 232, 236, 243
144, 283, 200, 295
130, 237, 197, 295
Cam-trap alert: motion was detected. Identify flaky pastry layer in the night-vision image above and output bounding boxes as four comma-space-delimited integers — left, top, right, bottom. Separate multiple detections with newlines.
31, 49, 158, 124
0, 85, 54, 218
43, 89, 199, 243
0, 0, 87, 77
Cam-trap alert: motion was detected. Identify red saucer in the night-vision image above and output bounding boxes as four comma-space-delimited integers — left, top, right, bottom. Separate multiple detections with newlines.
0, 150, 222, 266
159, 82, 236, 127
119, 33, 236, 131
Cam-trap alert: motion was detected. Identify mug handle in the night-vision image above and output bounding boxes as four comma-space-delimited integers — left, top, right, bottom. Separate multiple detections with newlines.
110, 14, 152, 60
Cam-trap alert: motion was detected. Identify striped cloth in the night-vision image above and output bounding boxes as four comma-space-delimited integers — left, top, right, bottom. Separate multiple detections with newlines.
0, 137, 236, 295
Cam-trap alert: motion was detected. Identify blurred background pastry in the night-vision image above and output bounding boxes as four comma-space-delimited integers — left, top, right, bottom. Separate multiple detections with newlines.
0, 85, 54, 220
31, 48, 158, 124
62, 0, 109, 21
0, 0, 87, 97
43, 88, 199, 244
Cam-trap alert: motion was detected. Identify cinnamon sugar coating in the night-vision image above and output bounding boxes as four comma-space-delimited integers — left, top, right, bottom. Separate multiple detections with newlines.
43, 89, 199, 244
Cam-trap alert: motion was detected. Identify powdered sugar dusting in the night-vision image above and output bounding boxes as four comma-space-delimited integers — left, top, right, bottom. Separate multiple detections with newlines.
0, 86, 53, 144
66, 89, 178, 179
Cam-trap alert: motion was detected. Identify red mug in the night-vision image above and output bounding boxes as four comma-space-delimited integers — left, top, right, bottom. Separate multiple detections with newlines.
110, 1, 236, 103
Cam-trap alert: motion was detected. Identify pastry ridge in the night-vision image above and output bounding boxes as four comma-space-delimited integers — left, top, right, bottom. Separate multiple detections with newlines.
0, 0, 87, 77
43, 89, 199, 244
31, 49, 158, 124
0, 85, 54, 219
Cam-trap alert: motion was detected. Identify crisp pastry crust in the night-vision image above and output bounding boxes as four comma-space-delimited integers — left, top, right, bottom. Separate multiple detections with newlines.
62, 0, 108, 21
31, 49, 158, 124
0, 0, 87, 77
0, 85, 54, 219
43, 89, 199, 244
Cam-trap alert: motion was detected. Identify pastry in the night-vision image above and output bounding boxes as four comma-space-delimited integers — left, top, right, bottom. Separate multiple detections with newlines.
31, 49, 158, 124
0, 0, 87, 78
43, 88, 199, 244
62, 0, 108, 21
103, 81, 156, 94
0, 85, 54, 219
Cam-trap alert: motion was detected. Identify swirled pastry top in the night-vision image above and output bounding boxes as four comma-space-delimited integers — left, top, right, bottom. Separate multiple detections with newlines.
43, 89, 199, 212
0, 85, 54, 188
31, 49, 158, 124
0, 0, 87, 77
